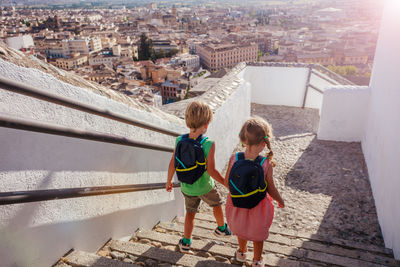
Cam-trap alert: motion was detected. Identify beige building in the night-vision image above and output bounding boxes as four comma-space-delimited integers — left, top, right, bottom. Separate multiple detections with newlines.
196, 43, 258, 71
344, 54, 369, 65
296, 50, 369, 66
297, 54, 333, 65
88, 55, 120, 67
55, 54, 88, 70
61, 37, 102, 57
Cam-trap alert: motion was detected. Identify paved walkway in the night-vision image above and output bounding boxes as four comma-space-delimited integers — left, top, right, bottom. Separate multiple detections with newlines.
201, 104, 384, 247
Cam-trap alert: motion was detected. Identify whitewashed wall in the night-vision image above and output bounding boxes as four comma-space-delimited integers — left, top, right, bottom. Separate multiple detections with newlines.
243, 66, 309, 107
0, 59, 186, 267
317, 86, 370, 142
362, 0, 400, 259
206, 80, 251, 171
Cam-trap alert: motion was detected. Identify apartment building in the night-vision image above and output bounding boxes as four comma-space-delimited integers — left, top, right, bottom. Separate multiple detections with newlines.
196, 43, 258, 71
160, 80, 187, 104
61, 37, 102, 57
296, 50, 368, 65
88, 55, 120, 67
297, 53, 333, 65
180, 54, 200, 69
54, 54, 88, 70
45, 46, 67, 58
152, 40, 178, 53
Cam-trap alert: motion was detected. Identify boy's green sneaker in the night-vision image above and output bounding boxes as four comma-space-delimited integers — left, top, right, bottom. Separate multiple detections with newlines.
214, 223, 232, 237
178, 238, 191, 253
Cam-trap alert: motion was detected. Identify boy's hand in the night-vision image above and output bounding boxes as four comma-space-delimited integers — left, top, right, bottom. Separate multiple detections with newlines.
166, 181, 173, 192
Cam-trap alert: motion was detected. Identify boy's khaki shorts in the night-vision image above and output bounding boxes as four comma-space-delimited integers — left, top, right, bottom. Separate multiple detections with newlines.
182, 187, 223, 213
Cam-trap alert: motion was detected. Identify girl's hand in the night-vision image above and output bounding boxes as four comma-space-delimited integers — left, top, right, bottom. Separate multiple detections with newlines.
278, 200, 285, 208
166, 181, 173, 192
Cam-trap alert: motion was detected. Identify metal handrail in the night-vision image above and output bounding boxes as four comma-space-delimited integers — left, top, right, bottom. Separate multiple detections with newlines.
308, 84, 324, 94
0, 114, 174, 153
0, 182, 181, 205
0, 76, 181, 206
311, 64, 355, 85
0, 76, 180, 137
311, 69, 340, 86
302, 66, 313, 108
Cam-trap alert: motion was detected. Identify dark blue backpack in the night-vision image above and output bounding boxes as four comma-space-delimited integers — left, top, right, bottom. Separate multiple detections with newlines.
175, 134, 208, 184
229, 152, 267, 209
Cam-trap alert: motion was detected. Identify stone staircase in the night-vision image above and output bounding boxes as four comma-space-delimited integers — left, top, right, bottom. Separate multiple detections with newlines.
55, 105, 400, 267
55, 211, 399, 267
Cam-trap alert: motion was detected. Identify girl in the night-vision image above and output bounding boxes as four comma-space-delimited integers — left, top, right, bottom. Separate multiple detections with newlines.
225, 116, 285, 267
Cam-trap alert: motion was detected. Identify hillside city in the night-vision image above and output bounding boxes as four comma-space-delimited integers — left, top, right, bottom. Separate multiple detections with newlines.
0, 0, 383, 107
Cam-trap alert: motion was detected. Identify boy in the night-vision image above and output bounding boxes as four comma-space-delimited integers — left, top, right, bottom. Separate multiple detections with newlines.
166, 101, 231, 252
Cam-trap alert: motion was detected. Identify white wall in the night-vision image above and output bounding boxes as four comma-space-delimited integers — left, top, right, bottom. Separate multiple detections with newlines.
318, 86, 370, 142
0, 59, 186, 267
207, 80, 251, 171
243, 66, 309, 107
6, 35, 34, 50
362, 0, 400, 259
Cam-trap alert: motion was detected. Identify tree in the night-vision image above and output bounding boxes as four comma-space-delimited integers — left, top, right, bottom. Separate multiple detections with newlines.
344, 65, 358, 76
73, 26, 80, 35
138, 33, 154, 61
328, 65, 358, 76
155, 49, 166, 59
257, 50, 263, 61
166, 48, 179, 58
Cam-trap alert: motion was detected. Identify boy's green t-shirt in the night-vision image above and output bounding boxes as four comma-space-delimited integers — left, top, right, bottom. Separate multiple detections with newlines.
175, 135, 215, 196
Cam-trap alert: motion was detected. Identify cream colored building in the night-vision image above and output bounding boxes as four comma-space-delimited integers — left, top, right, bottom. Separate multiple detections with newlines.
55, 54, 88, 70
88, 55, 120, 67
196, 43, 258, 71
61, 37, 102, 57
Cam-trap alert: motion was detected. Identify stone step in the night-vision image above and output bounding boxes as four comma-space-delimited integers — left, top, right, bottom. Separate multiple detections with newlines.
109, 239, 236, 267
59, 250, 140, 267
156, 221, 394, 267
135, 229, 319, 267
195, 212, 394, 257
190, 216, 397, 266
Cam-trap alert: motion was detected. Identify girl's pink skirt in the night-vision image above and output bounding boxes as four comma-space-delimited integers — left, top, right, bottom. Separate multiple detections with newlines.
225, 195, 274, 242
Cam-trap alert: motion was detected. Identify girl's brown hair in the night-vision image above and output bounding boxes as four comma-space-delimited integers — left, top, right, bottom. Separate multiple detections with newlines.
239, 116, 276, 167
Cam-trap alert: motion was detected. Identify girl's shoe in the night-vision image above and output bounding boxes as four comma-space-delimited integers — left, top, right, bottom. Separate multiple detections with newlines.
234, 249, 247, 262
252, 258, 265, 267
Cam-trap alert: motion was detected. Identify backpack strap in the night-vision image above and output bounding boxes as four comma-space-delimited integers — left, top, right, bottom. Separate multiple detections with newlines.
197, 134, 208, 144
254, 156, 266, 166
236, 152, 245, 161
175, 134, 189, 169
175, 156, 187, 169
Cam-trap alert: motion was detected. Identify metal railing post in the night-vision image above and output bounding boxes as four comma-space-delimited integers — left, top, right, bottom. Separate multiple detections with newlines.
302, 66, 312, 108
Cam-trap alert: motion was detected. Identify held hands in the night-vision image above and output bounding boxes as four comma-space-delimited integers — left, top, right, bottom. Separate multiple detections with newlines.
165, 181, 173, 192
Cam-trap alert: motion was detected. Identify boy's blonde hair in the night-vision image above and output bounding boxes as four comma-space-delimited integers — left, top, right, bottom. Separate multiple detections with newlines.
185, 101, 213, 130
239, 116, 276, 166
